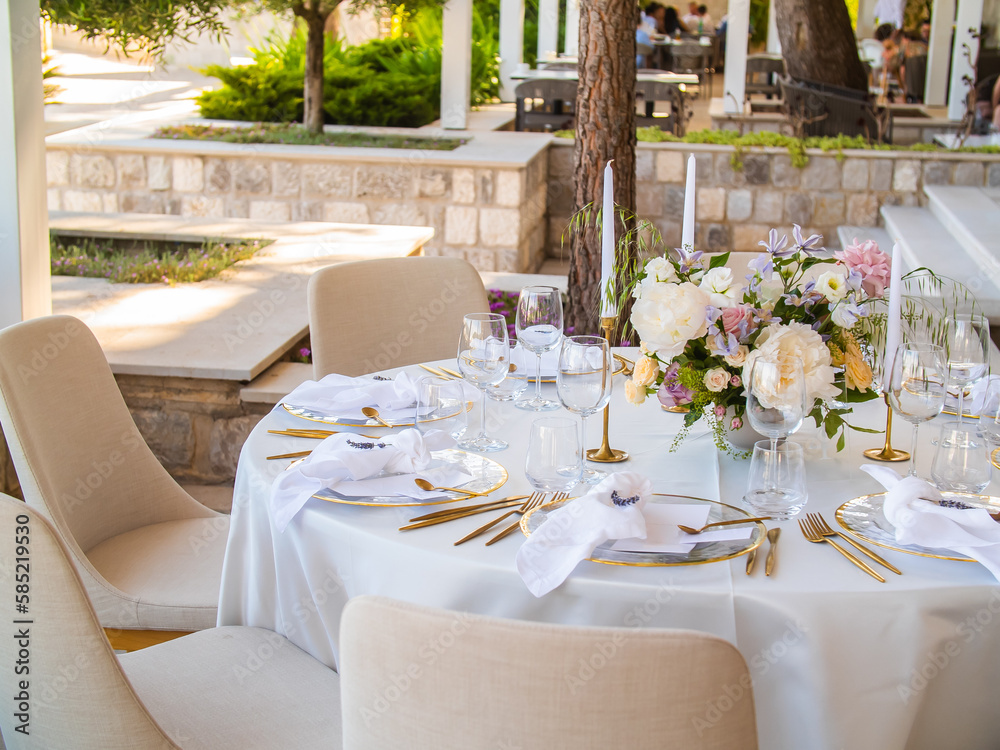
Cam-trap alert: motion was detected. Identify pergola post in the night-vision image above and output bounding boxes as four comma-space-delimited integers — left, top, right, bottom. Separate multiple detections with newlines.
537, 0, 559, 59
498, 0, 525, 101
765, 0, 781, 54
0, 0, 50, 330
440, 0, 472, 129
926, 0, 956, 106
563, 0, 580, 57
948, 0, 983, 120
856, 0, 876, 39
722, 0, 749, 113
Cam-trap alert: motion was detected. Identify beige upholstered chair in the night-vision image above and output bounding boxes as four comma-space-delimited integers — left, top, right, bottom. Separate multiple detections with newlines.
0, 494, 341, 750
0, 316, 227, 640
307, 257, 490, 378
340, 596, 759, 750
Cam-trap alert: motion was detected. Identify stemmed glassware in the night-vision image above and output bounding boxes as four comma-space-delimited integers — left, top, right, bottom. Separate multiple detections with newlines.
944, 313, 989, 424
456, 313, 510, 452
556, 336, 613, 485
887, 343, 947, 478
515, 285, 563, 412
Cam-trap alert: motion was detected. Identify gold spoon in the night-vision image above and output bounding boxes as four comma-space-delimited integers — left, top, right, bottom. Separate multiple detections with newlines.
361, 406, 392, 428
678, 517, 771, 534
413, 478, 488, 497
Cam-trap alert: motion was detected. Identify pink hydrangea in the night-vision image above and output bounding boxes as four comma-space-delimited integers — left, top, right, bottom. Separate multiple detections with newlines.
835, 238, 892, 298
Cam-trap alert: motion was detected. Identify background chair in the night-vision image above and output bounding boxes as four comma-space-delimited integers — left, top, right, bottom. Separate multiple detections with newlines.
340, 596, 758, 749
308, 256, 490, 378
514, 78, 579, 131
0, 495, 341, 750
0, 316, 227, 645
635, 79, 678, 133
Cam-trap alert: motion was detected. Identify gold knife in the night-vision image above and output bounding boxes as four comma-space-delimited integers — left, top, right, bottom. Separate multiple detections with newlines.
765, 528, 780, 576
745, 546, 757, 575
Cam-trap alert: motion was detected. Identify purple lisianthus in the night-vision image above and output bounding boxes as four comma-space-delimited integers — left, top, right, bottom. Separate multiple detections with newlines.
656, 363, 694, 408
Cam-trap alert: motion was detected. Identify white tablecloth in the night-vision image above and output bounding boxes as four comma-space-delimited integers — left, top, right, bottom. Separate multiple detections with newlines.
219, 354, 1000, 750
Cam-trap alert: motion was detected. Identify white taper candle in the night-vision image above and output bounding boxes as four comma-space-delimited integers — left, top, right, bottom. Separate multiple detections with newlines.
882, 242, 903, 392
681, 154, 696, 251
600, 160, 617, 318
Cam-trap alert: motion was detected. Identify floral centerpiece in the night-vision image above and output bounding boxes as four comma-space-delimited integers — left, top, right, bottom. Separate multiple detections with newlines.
624, 226, 885, 453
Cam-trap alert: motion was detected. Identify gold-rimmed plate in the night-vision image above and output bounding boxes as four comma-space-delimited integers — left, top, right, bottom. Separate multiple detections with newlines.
519, 493, 766, 566
282, 400, 473, 428
836, 491, 1000, 561
311, 449, 507, 507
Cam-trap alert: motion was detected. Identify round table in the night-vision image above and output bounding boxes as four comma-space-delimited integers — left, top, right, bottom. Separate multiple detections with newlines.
218, 354, 1000, 750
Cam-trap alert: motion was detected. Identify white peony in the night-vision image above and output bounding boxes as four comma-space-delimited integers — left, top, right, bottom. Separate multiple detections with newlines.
703, 367, 730, 392
815, 270, 848, 302
699, 267, 738, 309
631, 282, 711, 361
742, 322, 840, 408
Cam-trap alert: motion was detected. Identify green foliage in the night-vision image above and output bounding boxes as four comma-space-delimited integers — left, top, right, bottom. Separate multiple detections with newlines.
153, 122, 466, 149
749, 0, 769, 46
50, 235, 265, 285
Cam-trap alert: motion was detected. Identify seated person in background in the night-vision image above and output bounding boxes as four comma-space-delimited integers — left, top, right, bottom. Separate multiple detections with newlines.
663, 5, 688, 36
644, 2, 666, 34
875, 23, 904, 83
695, 4, 715, 34
639, 4, 659, 36
993, 75, 1000, 131
681, 1, 700, 30
636, 16, 652, 67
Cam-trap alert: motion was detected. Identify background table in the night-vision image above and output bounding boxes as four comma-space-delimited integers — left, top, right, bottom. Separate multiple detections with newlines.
219, 353, 1000, 750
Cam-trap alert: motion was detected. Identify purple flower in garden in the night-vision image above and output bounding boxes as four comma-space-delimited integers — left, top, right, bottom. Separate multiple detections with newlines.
792, 224, 824, 254
758, 228, 791, 257
299, 348, 311, 358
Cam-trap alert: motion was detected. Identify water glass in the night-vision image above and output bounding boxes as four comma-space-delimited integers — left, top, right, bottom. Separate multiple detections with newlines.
744, 440, 808, 520
515, 285, 563, 412
416, 376, 469, 440
487, 343, 529, 402
887, 343, 946, 478
745, 357, 809, 453
457, 313, 510, 452
979, 378, 1000, 446
525, 417, 582, 492
556, 336, 613, 484
931, 423, 992, 493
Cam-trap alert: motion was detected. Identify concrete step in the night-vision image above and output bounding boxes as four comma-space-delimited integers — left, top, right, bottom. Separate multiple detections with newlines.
881, 205, 1000, 322
924, 186, 1000, 286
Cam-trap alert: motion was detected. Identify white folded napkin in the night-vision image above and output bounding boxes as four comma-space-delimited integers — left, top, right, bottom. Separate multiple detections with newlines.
281, 371, 420, 422
958, 375, 1000, 418
861, 465, 1000, 580
516, 473, 653, 597
270, 429, 469, 531
514, 344, 559, 378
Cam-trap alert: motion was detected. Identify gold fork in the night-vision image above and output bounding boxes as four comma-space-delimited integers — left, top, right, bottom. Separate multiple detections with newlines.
807, 513, 902, 575
485, 491, 568, 546
455, 491, 544, 546
798, 517, 885, 582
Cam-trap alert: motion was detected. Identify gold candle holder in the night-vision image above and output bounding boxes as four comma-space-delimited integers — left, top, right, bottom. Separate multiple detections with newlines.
586, 316, 629, 463
863, 394, 910, 462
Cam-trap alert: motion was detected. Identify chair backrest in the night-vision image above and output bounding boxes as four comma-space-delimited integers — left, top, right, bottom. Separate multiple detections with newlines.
780, 76, 891, 142
0, 316, 215, 556
903, 54, 927, 102
308, 257, 490, 378
514, 78, 579, 104
0, 494, 177, 749
340, 596, 758, 750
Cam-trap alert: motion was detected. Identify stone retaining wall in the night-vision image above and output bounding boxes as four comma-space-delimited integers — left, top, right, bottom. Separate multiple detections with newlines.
546, 140, 1000, 255
45, 138, 550, 274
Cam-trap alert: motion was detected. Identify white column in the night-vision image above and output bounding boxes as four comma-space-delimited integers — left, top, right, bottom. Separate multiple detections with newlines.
441, 0, 472, 129
537, 0, 559, 59
856, 0, 877, 39
765, 0, 781, 54
0, 0, 51, 329
948, 0, 983, 120
926, 0, 956, 105
498, 0, 525, 100
563, 0, 580, 57
723, 0, 750, 113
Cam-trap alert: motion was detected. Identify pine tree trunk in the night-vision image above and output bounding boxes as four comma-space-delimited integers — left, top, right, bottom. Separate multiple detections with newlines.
774, 0, 869, 92
297, 4, 329, 134
565, 0, 637, 338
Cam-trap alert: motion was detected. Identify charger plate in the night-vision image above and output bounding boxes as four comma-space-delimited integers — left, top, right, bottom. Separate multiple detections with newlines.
311, 449, 507, 507
283, 400, 472, 428
835, 491, 1000, 561
519, 493, 766, 566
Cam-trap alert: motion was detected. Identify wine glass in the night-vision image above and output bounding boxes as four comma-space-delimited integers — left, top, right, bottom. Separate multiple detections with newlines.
944, 313, 989, 424
745, 356, 809, 453
556, 336, 613, 484
515, 285, 563, 412
887, 343, 947, 478
456, 313, 510, 452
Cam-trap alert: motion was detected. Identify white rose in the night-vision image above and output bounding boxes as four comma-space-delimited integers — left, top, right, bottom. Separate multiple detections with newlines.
815, 270, 848, 302
699, 267, 737, 309
624, 379, 648, 404
723, 344, 749, 367
644, 256, 678, 284
630, 281, 711, 361
703, 367, 730, 392
632, 356, 660, 387
742, 322, 840, 408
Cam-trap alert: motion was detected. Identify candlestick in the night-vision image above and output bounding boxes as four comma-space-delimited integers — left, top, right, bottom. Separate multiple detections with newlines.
881, 242, 902, 391
681, 154, 696, 251
586, 316, 629, 463
600, 160, 617, 318
863, 394, 910, 462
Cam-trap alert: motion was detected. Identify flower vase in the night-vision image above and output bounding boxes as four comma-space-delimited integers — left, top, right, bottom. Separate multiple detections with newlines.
723, 407, 765, 452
